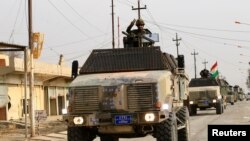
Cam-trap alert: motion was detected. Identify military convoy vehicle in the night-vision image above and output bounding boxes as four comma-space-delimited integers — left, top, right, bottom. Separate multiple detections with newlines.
216, 78, 230, 106
234, 85, 245, 101
188, 69, 226, 116
229, 85, 238, 103
63, 12, 190, 141
226, 85, 236, 105
246, 92, 250, 101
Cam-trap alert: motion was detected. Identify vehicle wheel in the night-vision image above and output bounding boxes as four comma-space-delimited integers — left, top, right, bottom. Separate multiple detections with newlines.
189, 105, 197, 116
176, 106, 190, 141
100, 136, 118, 141
200, 107, 206, 110
67, 126, 96, 141
221, 104, 224, 113
154, 112, 178, 141
216, 101, 222, 114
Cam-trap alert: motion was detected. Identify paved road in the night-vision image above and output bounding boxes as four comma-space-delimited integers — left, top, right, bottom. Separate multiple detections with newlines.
1, 100, 250, 141
190, 100, 250, 141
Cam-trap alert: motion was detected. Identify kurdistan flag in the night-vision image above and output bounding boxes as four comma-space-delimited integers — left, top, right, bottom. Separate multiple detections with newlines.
210, 61, 219, 78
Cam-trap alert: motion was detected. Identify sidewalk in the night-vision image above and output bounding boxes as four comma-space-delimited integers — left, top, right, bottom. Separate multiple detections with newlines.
0, 116, 67, 141
0, 131, 67, 141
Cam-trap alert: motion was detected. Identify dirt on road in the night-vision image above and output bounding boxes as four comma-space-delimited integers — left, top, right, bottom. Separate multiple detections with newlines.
0, 119, 67, 137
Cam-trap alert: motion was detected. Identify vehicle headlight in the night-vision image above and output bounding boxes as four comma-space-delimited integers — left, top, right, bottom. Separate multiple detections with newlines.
212, 99, 217, 103
145, 113, 155, 122
73, 117, 84, 125
62, 108, 67, 115
162, 103, 169, 110
217, 95, 222, 99
189, 101, 194, 104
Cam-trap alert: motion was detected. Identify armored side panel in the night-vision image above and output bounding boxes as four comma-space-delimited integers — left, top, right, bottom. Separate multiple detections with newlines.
79, 47, 177, 74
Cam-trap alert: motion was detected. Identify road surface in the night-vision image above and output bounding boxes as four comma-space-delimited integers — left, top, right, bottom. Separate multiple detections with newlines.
1, 100, 250, 141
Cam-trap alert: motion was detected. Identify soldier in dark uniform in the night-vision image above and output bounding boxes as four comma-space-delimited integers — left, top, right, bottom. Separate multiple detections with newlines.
126, 19, 152, 35
126, 19, 153, 47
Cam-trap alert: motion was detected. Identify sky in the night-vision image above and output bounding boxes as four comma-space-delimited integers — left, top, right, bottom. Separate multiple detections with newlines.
0, 0, 250, 92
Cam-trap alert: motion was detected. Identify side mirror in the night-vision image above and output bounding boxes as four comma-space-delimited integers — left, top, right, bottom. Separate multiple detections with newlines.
71, 60, 78, 79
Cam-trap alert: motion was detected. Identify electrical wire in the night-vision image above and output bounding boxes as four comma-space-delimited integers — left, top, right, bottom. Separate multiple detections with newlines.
63, 0, 103, 33
47, 0, 90, 38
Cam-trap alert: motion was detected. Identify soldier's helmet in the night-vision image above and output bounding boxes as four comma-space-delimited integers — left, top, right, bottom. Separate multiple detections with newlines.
136, 19, 145, 26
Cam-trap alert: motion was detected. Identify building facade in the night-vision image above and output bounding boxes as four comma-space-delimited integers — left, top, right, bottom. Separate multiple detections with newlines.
0, 54, 71, 120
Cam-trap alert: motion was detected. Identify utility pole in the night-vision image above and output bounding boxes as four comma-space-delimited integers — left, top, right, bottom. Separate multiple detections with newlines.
117, 16, 120, 48
132, 0, 146, 48
28, 0, 35, 137
191, 50, 198, 78
202, 59, 208, 69
172, 33, 182, 57
24, 48, 28, 138
132, 0, 146, 19
111, 0, 115, 49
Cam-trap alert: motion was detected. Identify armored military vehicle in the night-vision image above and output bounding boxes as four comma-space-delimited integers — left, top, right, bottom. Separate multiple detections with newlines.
226, 85, 236, 105
239, 88, 246, 101
188, 69, 225, 116
63, 12, 190, 141
234, 85, 245, 101
216, 78, 228, 108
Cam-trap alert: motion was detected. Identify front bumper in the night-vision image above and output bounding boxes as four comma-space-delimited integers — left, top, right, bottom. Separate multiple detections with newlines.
63, 111, 168, 127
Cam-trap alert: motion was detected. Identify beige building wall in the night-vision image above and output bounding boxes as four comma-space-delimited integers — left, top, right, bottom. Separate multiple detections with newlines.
8, 85, 22, 120
0, 54, 71, 120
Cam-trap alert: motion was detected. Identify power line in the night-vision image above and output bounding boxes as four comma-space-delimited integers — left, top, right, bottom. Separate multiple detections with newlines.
159, 25, 250, 43
47, 0, 89, 38
148, 21, 250, 33
63, 0, 103, 33
8, 0, 24, 42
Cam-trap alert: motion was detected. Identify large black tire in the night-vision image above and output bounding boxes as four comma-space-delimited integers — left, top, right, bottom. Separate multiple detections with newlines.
100, 136, 119, 141
67, 126, 96, 141
176, 107, 190, 141
199, 107, 206, 110
189, 105, 197, 116
216, 101, 223, 114
154, 112, 178, 141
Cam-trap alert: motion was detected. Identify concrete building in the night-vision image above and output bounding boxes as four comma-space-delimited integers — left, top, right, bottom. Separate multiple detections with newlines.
0, 54, 72, 120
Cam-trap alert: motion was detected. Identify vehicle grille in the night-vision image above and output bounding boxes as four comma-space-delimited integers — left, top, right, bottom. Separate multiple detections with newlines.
189, 90, 216, 100
127, 83, 156, 110
72, 86, 99, 113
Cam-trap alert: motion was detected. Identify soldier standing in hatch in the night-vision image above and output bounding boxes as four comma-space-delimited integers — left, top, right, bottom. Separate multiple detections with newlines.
126, 19, 152, 47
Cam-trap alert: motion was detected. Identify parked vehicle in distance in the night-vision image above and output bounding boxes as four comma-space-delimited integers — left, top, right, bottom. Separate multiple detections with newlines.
245, 93, 250, 101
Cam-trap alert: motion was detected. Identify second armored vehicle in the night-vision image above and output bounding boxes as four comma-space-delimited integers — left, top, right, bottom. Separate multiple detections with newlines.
188, 69, 226, 116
